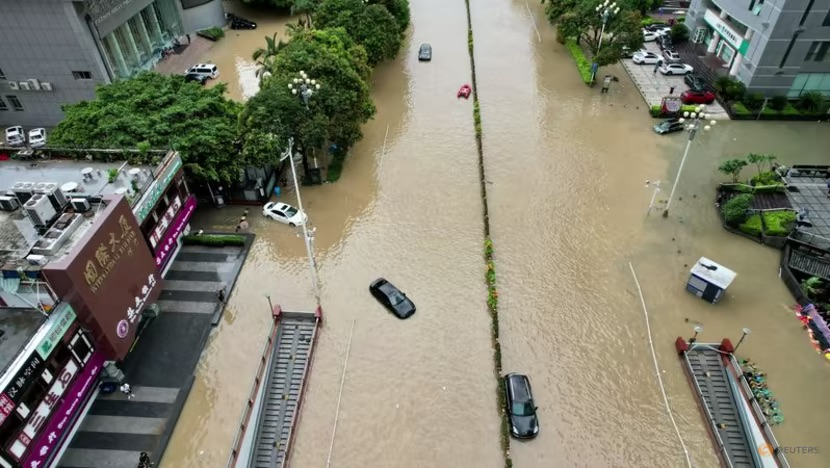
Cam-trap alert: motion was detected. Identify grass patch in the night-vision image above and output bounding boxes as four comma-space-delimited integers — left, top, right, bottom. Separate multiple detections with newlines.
739, 214, 762, 236
734, 100, 826, 117
649, 104, 703, 118
198, 27, 225, 41
182, 234, 245, 247
763, 210, 797, 236
565, 39, 592, 85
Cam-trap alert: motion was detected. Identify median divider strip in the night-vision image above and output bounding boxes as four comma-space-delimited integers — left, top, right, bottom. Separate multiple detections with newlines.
463, 1, 512, 467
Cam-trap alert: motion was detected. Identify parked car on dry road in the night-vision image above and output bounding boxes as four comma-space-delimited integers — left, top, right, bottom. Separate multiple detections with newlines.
659, 63, 694, 75
681, 90, 716, 105
632, 51, 661, 65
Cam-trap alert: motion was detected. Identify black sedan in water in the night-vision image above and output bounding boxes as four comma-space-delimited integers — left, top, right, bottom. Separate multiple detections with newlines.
653, 118, 684, 135
418, 43, 432, 61
369, 278, 416, 319
184, 73, 208, 85
504, 373, 539, 439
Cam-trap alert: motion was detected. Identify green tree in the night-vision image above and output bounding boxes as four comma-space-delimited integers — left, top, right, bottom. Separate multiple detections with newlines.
367, 0, 411, 33
252, 33, 285, 79
718, 158, 748, 183
549, 2, 644, 67
670, 24, 689, 43
242, 0, 294, 7
291, 0, 318, 28
315, 0, 402, 65
50, 72, 243, 184
257, 27, 375, 151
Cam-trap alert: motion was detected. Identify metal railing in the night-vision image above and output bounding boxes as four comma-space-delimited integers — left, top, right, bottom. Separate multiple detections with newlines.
682, 353, 735, 468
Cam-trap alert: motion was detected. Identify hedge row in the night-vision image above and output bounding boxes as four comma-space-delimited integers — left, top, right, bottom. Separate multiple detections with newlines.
182, 234, 245, 247
565, 39, 592, 85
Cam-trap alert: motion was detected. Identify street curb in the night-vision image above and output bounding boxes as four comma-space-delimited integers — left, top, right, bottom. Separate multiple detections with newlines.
208, 231, 256, 326
153, 374, 196, 465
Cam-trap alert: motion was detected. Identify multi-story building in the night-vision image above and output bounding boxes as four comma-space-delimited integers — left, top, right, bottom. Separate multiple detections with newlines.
685, 0, 830, 97
0, 0, 225, 128
0, 152, 195, 467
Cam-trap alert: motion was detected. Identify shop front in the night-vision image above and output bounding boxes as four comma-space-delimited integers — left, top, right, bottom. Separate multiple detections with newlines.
43, 196, 162, 362
133, 152, 196, 272
702, 9, 750, 75
0, 303, 102, 467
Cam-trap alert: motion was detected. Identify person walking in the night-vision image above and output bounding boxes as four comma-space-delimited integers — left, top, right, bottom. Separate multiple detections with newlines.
120, 382, 135, 399
217, 287, 226, 303
669, 86, 676, 95
239, 216, 250, 231
653, 60, 663, 75
138, 452, 154, 467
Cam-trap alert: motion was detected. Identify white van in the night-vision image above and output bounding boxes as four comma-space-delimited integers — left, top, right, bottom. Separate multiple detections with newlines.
185, 64, 219, 80
5, 126, 25, 146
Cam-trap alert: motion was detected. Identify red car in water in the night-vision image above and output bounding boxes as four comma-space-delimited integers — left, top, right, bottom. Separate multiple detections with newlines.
680, 89, 716, 105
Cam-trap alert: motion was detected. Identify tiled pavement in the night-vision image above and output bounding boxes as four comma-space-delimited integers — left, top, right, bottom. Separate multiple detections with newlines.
153, 36, 215, 76
619, 42, 729, 120
785, 176, 830, 240
58, 237, 254, 468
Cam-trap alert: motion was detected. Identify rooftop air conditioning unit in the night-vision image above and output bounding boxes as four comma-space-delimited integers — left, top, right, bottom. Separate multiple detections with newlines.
26, 255, 48, 266
33, 182, 48, 192
8, 81, 19, 90
37, 183, 68, 212
28, 79, 40, 91
0, 196, 20, 211
12, 182, 35, 205
70, 198, 91, 213
24, 194, 57, 227
40, 82, 53, 91
18, 82, 30, 91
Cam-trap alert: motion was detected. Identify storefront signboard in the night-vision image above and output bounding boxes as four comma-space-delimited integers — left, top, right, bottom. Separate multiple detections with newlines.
36, 304, 77, 360
5, 353, 45, 404
83, 214, 142, 294
703, 10, 749, 56
116, 273, 159, 339
134, 153, 183, 224
149, 195, 182, 248
155, 195, 197, 268
0, 394, 15, 426
10, 359, 79, 461
21, 351, 105, 468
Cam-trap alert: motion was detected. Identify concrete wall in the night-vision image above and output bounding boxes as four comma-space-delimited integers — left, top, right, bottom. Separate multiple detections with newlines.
178, 0, 226, 33
0, 0, 109, 129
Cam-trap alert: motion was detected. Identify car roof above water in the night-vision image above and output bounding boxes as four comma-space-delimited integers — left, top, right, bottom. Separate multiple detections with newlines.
506, 373, 531, 400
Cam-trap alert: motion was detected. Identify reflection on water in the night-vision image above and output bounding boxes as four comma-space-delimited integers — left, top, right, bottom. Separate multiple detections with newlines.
161, 0, 830, 467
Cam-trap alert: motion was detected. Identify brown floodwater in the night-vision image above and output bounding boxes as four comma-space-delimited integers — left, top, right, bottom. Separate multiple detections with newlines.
161, 1, 830, 467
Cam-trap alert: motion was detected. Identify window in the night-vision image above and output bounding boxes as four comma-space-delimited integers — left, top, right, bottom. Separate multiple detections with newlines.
0, 98, 7, 111
824, 10, 830, 27
5, 95, 23, 111
72, 71, 92, 80
0, 68, 5, 80
805, 41, 830, 62
69, 330, 93, 365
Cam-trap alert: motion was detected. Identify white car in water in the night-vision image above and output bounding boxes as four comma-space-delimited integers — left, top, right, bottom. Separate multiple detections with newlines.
262, 201, 308, 226
28, 128, 47, 148
632, 51, 661, 65
642, 30, 659, 42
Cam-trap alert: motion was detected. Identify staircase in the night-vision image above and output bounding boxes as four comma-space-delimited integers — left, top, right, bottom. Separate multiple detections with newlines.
686, 349, 755, 467
249, 314, 318, 468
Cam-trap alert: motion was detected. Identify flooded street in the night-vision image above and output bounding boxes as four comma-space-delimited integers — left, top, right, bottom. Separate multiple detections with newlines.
161, 1, 830, 467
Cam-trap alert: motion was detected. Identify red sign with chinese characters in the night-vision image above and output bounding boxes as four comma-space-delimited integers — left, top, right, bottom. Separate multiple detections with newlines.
0, 394, 14, 426
8, 360, 79, 461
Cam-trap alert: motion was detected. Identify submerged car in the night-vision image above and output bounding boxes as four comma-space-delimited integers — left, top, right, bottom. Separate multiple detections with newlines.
653, 118, 685, 135
28, 128, 47, 148
369, 278, 416, 319
418, 43, 432, 61
262, 201, 308, 226
504, 373, 539, 439
184, 73, 208, 85
684, 73, 708, 91
230, 18, 257, 29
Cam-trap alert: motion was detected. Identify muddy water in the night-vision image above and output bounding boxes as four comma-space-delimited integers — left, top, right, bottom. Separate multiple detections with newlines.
161, 0, 830, 467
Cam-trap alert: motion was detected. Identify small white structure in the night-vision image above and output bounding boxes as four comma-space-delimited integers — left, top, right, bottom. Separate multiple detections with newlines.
686, 257, 737, 304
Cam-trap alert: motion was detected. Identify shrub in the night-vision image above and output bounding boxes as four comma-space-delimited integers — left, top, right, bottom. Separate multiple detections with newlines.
762, 210, 797, 236
565, 39, 592, 84
721, 193, 753, 225
750, 171, 780, 186
670, 24, 689, 43
720, 183, 754, 193
641, 17, 657, 26
743, 93, 764, 110
649, 104, 701, 117
739, 214, 762, 236
718, 159, 748, 183
714, 76, 746, 101
327, 152, 346, 183
677, 17, 686, 23
797, 91, 825, 113
473, 101, 482, 137
182, 234, 245, 247
107, 168, 119, 183
198, 27, 225, 41
753, 184, 786, 194
769, 96, 788, 111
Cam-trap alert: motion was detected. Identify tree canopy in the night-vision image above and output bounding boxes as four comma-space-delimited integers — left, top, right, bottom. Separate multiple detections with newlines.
546, 0, 644, 66
49, 72, 243, 184
242, 0, 294, 8
315, 0, 402, 66
241, 28, 376, 164
367, 0, 411, 33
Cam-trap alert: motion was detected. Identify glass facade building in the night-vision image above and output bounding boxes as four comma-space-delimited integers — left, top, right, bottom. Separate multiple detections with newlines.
98, 0, 183, 80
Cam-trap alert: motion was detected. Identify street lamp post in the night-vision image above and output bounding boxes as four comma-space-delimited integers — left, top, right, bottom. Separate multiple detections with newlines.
690, 325, 702, 344
590, 1, 620, 85
288, 71, 322, 182
662, 106, 717, 218
645, 180, 662, 216
734, 327, 751, 352
280, 137, 321, 307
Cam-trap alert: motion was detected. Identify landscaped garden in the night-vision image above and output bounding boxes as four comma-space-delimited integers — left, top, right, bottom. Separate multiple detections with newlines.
713, 77, 830, 121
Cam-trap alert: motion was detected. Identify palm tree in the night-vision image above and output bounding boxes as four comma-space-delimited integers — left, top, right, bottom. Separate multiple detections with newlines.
252, 33, 280, 79
291, 0, 317, 29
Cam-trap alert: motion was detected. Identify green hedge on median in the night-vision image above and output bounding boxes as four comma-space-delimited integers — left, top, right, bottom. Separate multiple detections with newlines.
565, 39, 592, 85
182, 234, 245, 247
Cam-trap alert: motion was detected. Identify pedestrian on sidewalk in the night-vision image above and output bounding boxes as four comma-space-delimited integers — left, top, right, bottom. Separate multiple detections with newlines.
217, 287, 226, 303
669, 86, 675, 95
120, 382, 135, 399
138, 452, 154, 467
239, 216, 249, 231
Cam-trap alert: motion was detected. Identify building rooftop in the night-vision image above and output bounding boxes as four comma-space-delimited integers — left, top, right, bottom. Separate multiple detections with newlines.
0, 159, 154, 265
0, 308, 47, 376
784, 165, 830, 241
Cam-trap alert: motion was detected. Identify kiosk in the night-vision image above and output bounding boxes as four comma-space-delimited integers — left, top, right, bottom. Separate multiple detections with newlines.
686, 257, 737, 304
